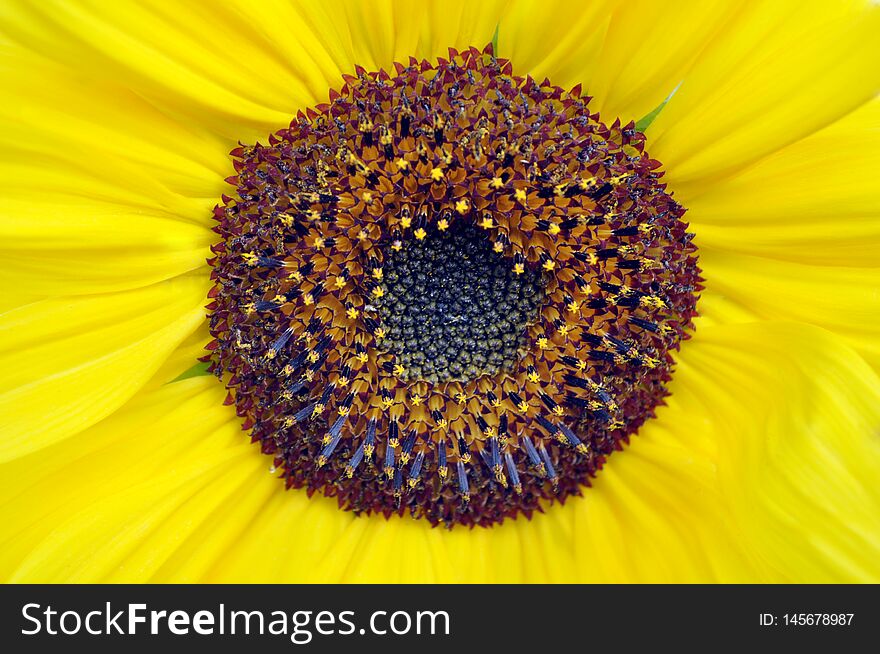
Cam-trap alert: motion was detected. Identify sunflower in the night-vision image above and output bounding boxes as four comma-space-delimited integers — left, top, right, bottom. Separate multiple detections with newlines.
1, 0, 879, 582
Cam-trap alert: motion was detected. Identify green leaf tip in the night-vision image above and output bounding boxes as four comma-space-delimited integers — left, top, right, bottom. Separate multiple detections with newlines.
634, 81, 682, 132
169, 361, 211, 383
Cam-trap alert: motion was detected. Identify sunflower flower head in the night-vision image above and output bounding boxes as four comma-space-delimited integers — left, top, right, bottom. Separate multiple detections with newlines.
4, 0, 880, 585
206, 45, 699, 527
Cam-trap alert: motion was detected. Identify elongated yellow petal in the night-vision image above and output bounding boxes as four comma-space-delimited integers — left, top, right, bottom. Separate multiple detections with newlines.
698, 248, 880, 370
685, 99, 880, 267
0, 292, 41, 315
0, 198, 213, 295
0, 377, 244, 582
0, 273, 208, 462
586, 0, 737, 121
504, 0, 743, 123
1, 0, 507, 143
145, 323, 212, 389
0, 54, 220, 294
674, 323, 880, 582
0, 52, 228, 202
0, 1, 291, 138
324, 0, 506, 68
503, 0, 615, 95
649, 0, 880, 193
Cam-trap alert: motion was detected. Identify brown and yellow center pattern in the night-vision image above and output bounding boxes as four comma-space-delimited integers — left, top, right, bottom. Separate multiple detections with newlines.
206, 45, 700, 527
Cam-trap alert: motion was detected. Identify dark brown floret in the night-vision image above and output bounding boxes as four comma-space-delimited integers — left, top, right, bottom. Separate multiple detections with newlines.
205, 44, 701, 527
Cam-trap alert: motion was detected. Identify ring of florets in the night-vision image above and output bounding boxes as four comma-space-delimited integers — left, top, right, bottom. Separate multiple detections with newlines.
206, 45, 700, 527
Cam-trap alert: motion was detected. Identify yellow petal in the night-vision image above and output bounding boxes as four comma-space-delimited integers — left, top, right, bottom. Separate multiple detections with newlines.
1, 0, 508, 144
586, 0, 736, 121
0, 0, 292, 140
485, 0, 613, 95
325, 0, 506, 68
0, 292, 41, 316
0, 54, 220, 294
698, 248, 880, 371
0, 51, 228, 202
0, 197, 214, 295
684, 99, 880, 267
649, 0, 880, 193
146, 323, 212, 389
674, 322, 880, 582
0, 377, 246, 582
504, 0, 742, 123
0, 273, 208, 462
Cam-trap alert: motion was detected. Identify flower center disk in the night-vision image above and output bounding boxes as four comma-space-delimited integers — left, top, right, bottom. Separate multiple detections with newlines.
206, 45, 700, 527
377, 224, 545, 384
